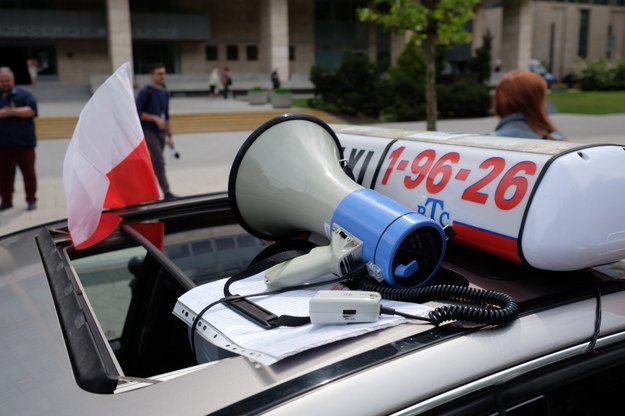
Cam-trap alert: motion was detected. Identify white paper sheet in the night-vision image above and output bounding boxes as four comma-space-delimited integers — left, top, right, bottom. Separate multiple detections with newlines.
173, 272, 432, 366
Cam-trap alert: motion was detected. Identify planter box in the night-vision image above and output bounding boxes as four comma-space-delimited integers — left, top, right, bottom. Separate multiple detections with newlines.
248, 90, 268, 105
271, 92, 293, 108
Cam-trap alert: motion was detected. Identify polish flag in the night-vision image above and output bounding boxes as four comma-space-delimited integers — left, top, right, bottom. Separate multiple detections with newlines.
63, 62, 159, 250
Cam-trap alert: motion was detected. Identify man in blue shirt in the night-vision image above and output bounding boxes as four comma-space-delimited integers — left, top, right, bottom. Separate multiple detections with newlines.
0, 67, 38, 211
136, 63, 176, 200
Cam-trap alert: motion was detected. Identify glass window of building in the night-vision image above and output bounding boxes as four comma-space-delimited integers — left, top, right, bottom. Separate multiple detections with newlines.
226, 45, 239, 61
314, 0, 377, 70
246, 45, 258, 61
0, 44, 57, 83
205, 45, 218, 60
130, 0, 177, 12
578, 9, 590, 58
133, 42, 178, 74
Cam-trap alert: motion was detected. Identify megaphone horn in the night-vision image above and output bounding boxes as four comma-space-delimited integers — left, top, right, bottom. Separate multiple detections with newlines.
228, 114, 449, 289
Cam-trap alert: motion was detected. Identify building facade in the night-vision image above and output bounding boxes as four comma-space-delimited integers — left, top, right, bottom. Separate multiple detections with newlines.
476, 0, 625, 79
0, 0, 399, 88
0, 0, 623, 88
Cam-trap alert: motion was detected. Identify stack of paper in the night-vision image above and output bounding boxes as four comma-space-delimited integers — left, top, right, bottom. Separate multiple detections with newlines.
173, 272, 432, 366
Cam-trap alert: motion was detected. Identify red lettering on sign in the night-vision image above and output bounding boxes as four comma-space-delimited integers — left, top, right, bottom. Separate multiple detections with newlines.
383, 145, 537, 211
494, 161, 537, 210
382, 146, 405, 185
461, 157, 506, 205
405, 149, 436, 190
426, 152, 460, 194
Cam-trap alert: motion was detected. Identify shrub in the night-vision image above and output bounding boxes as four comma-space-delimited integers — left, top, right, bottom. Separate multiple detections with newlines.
574, 58, 625, 91
381, 79, 490, 122
437, 80, 491, 119
310, 49, 385, 117
380, 37, 491, 121
380, 71, 426, 122
614, 60, 625, 90
467, 30, 493, 84
309, 39, 491, 122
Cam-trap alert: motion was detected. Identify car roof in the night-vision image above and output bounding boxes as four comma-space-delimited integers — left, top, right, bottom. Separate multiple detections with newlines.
2, 193, 625, 415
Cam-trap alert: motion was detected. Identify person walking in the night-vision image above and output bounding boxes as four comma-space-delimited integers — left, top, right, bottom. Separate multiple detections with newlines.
221, 67, 232, 99
26, 57, 38, 85
492, 69, 565, 140
208, 67, 221, 97
136, 62, 177, 200
271, 68, 280, 89
0, 67, 38, 211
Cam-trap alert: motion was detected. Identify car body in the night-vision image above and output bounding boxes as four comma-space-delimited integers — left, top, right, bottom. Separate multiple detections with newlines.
2, 126, 625, 415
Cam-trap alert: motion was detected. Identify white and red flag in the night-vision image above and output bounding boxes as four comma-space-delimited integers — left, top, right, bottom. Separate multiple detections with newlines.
63, 62, 159, 250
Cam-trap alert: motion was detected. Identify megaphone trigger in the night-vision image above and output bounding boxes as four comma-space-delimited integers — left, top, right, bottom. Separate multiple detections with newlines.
264, 225, 363, 289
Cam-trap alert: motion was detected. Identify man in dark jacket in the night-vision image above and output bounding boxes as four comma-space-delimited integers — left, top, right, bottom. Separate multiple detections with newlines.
136, 62, 176, 200
0, 66, 38, 211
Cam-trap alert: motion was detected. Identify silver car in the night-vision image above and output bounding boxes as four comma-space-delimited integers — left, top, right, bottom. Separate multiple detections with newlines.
2, 188, 625, 415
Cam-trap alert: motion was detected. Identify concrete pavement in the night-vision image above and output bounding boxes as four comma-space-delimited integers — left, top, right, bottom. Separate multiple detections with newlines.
1, 96, 623, 237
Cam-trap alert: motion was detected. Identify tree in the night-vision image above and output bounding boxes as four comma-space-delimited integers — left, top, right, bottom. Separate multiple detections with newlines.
359, 0, 478, 130
468, 29, 493, 84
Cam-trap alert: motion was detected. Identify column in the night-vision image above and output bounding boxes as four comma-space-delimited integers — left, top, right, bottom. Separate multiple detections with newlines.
501, 0, 533, 73
106, 0, 133, 73
471, 2, 484, 54
261, 0, 290, 80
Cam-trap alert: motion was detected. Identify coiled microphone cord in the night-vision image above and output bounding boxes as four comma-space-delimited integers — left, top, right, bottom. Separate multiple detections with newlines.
349, 277, 520, 327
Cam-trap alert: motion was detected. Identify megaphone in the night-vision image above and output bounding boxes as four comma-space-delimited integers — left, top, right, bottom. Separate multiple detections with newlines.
228, 114, 450, 289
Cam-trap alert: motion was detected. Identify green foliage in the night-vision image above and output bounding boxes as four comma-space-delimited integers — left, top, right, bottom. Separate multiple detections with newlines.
390, 36, 427, 80
358, 0, 478, 129
273, 87, 291, 94
390, 35, 450, 82
249, 86, 266, 92
547, 90, 625, 114
380, 38, 428, 121
309, 50, 385, 117
574, 58, 625, 91
379, 77, 490, 122
308, 34, 491, 122
379, 71, 426, 122
467, 30, 493, 84
358, 0, 428, 37
615, 60, 625, 89
358, 0, 478, 45
437, 80, 491, 119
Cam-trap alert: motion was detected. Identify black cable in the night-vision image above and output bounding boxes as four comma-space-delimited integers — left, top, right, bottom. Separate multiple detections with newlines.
379, 306, 434, 324
584, 268, 602, 353
189, 277, 344, 363
190, 297, 230, 362
189, 255, 521, 363
351, 277, 520, 327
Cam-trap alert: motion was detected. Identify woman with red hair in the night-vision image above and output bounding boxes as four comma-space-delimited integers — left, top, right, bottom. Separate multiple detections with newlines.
492, 70, 565, 140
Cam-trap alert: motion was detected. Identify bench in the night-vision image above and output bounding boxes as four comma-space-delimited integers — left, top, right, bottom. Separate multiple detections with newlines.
90, 72, 315, 97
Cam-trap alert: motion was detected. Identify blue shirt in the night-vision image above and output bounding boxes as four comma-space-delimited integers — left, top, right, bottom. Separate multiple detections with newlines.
0, 87, 38, 148
493, 113, 565, 141
136, 85, 169, 133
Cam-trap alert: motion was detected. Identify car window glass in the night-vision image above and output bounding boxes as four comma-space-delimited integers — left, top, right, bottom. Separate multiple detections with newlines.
165, 225, 268, 285
68, 222, 270, 380
72, 246, 147, 341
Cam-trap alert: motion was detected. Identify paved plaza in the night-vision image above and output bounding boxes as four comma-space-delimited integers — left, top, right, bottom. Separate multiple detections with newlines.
0, 96, 623, 237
